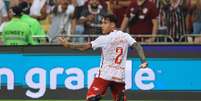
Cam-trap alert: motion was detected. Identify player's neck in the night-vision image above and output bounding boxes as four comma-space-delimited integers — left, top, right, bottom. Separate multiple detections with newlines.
103, 30, 115, 35
109, 29, 116, 34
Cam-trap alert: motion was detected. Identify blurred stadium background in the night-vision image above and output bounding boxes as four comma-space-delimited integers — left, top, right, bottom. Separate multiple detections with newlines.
0, 0, 201, 101
0, 0, 201, 45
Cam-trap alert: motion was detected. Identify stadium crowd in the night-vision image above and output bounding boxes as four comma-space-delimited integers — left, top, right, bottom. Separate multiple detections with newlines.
0, 0, 201, 45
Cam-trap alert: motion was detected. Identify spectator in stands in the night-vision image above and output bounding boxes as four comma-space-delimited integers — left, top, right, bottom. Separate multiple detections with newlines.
2, 5, 34, 45
17, 0, 49, 32
19, 2, 46, 44
9, 0, 20, 8
71, 0, 87, 7
121, 0, 158, 42
28, 0, 47, 20
48, 0, 75, 43
70, 0, 87, 42
0, 0, 8, 25
79, 0, 107, 36
186, 0, 196, 35
190, 0, 201, 43
107, 0, 131, 27
0, 0, 8, 33
157, 0, 168, 35
162, 0, 189, 42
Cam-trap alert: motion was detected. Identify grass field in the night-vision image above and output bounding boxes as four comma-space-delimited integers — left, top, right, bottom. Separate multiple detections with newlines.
0, 100, 142, 101
0, 100, 140, 101
0, 99, 187, 101
0, 100, 196, 101
0, 100, 138, 101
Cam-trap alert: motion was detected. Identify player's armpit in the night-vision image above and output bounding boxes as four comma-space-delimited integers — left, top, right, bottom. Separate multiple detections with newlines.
132, 42, 147, 64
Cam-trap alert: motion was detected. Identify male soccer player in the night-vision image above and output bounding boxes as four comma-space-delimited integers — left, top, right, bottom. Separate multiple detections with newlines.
59, 14, 148, 101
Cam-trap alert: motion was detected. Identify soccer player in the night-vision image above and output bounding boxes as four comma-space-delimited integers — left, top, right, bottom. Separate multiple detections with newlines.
59, 14, 148, 101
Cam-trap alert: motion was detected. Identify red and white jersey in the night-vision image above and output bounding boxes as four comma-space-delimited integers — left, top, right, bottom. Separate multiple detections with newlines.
91, 30, 136, 83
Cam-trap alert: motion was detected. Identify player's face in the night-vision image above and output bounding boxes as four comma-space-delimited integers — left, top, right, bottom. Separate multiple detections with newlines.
8, 9, 14, 19
89, 0, 99, 8
101, 19, 114, 34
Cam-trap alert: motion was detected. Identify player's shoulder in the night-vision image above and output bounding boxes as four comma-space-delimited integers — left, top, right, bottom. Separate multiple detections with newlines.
110, 30, 128, 35
117, 30, 131, 37
96, 35, 108, 40
110, 30, 131, 39
111, 31, 133, 42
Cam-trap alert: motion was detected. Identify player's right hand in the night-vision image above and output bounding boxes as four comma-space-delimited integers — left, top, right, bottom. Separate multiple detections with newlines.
140, 62, 148, 68
58, 37, 68, 48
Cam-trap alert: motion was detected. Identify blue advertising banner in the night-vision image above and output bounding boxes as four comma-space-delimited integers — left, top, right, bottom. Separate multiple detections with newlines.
0, 54, 201, 93
0, 44, 201, 99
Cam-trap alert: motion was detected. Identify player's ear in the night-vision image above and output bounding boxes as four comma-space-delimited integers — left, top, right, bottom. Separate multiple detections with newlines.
111, 23, 115, 28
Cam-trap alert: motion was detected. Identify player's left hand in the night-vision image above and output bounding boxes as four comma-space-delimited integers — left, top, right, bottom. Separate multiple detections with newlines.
58, 37, 69, 48
140, 62, 148, 68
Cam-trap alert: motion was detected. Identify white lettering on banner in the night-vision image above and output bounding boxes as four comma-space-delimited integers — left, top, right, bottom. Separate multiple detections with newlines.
125, 61, 132, 89
50, 67, 64, 89
135, 68, 155, 90
0, 61, 156, 98
25, 68, 46, 98
65, 68, 84, 90
0, 68, 14, 90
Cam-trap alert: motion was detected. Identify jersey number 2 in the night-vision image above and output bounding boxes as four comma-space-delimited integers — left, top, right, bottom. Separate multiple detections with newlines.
115, 47, 123, 64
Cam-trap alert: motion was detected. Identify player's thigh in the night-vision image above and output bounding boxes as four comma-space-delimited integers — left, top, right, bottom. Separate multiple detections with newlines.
110, 82, 126, 101
87, 77, 110, 98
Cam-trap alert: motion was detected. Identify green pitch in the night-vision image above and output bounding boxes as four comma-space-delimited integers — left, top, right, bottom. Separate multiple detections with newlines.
0, 99, 191, 101
0, 100, 169, 101
0, 100, 138, 101
0, 100, 185, 101
0, 100, 166, 101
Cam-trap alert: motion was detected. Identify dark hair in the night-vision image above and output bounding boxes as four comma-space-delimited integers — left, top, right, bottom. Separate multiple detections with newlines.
103, 14, 118, 26
19, 2, 30, 14
11, 6, 22, 17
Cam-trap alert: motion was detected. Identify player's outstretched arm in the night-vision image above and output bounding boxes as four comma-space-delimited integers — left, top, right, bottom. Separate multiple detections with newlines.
58, 37, 91, 51
132, 42, 148, 68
